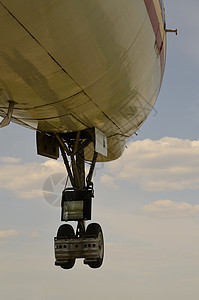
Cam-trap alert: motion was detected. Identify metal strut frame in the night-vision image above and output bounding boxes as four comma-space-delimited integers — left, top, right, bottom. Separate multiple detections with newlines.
55, 129, 98, 234
36, 128, 105, 268
53, 129, 105, 269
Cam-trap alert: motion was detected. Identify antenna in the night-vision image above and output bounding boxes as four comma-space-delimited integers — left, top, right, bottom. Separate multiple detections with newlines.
166, 29, 178, 35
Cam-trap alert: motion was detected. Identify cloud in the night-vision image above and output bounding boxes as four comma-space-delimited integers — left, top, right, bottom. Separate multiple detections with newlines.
100, 174, 119, 189
0, 157, 21, 164
21, 231, 41, 238
0, 229, 41, 242
102, 137, 199, 191
1, 137, 199, 198
0, 159, 65, 199
0, 229, 19, 238
139, 200, 199, 218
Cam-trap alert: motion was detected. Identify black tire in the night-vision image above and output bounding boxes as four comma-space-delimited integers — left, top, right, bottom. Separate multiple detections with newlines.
59, 260, 75, 270
57, 224, 76, 269
86, 223, 104, 269
57, 224, 75, 239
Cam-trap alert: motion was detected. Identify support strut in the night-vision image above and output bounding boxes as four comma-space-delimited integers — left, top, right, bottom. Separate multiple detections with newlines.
54, 129, 104, 269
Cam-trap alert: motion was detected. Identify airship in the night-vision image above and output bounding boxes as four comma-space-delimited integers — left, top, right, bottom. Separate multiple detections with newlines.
0, 0, 173, 269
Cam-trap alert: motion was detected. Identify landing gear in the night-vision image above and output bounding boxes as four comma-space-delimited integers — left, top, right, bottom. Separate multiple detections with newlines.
84, 223, 104, 268
51, 129, 106, 269
56, 224, 76, 269
55, 221, 104, 269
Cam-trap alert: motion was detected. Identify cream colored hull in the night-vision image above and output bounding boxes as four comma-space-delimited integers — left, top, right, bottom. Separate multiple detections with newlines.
0, 0, 166, 161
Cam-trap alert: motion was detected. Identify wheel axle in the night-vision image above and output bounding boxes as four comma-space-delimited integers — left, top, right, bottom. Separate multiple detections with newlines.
54, 223, 104, 269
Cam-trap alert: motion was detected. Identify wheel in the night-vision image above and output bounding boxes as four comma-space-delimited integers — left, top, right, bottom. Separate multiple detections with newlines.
57, 224, 76, 269
58, 260, 75, 270
57, 224, 75, 238
85, 223, 104, 269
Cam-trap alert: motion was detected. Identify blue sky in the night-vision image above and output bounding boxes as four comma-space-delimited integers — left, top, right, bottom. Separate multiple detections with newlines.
1, 1, 199, 299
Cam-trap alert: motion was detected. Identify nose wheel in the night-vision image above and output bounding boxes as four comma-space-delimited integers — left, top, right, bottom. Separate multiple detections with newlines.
55, 222, 104, 269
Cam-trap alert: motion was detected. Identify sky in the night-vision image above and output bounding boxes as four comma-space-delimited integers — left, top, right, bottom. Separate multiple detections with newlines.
1, 1, 199, 299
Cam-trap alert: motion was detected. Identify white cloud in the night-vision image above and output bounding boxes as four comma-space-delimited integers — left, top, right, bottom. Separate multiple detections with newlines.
101, 137, 199, 191
18, 189, 44, 199
21, 231, 41, 238
0, 159, 65, 199
0, 229, 41, 241
100, 174, 119, 189
140, 200, 199, 218
1, 137, 199, 198
0, 157, 21, 164
0, 229, 19, 238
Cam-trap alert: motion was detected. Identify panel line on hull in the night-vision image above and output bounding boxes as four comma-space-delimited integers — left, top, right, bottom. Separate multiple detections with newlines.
84, 13, 149, 92
0, 1, 81, 89
0, 1, 123, 135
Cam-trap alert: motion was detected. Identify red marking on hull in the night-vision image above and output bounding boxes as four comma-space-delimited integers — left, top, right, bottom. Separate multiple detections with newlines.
144, 0, 165, 78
